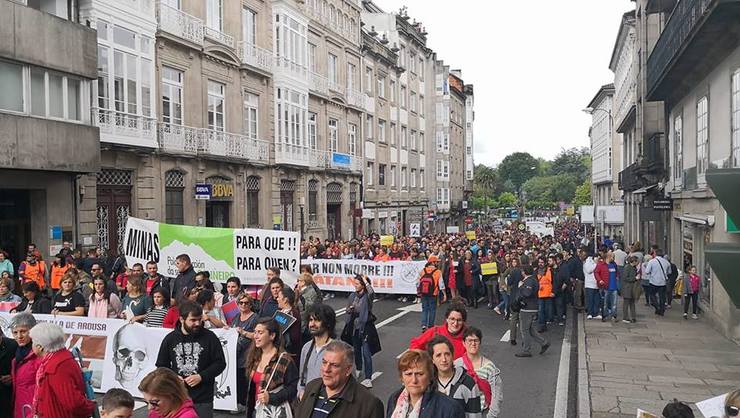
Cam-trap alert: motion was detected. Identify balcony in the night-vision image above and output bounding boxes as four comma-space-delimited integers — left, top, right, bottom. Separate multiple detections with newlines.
157, 122, 198, 155
345, 89, 364, 109
274, 56, 308, 81
309, 72, 329, 95
204, 26, 235, 49
275, 142, 310, 166
618, 162, 643, 192
94, 108, 157, 148
646, 0, 740, 102
238, 42, 272, 74
197, 129, 269, 163
156, 2, 204, 46
637, 133, 665, 177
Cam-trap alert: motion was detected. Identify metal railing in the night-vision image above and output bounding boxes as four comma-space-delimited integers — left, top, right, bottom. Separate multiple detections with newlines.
275, 142, 311, 166
197, 129, 269, 162
309, 72, 329, 95
205, 26, 235, 49
93, 108, 157, 146
238, 42, 272, 72
618, 162, 642, 191
304, 6, 359, 43
156, 2, 204, 45
158, 122, 198, 154
274, 56, 308, 80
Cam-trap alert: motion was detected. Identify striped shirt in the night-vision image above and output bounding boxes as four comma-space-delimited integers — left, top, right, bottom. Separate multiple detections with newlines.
145, 305, 168, 327
437, 366, 482, 418
310, 385, 344, 418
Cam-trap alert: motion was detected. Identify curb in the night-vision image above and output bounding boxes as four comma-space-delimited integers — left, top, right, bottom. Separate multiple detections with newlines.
577, 311, 591, 418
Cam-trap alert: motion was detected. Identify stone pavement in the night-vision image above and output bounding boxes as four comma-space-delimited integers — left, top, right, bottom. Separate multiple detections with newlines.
581, 299, 740, 417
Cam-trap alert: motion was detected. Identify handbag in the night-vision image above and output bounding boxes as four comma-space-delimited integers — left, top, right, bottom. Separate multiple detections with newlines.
255, 352, 293, 418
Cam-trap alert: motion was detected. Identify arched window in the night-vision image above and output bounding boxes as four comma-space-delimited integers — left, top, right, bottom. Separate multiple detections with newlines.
246, 175, 260, 227
308, 179, 319, 222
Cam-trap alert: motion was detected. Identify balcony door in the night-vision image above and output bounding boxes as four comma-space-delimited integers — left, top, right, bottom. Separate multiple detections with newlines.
242, 7, 256, 45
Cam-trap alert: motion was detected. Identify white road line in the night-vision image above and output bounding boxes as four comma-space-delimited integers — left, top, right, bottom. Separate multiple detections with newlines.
553, 315, 574, 418
500, 329, 511, 342
375, 310, 412, 329
370, 371, 383, 381
335, 307, 347, 316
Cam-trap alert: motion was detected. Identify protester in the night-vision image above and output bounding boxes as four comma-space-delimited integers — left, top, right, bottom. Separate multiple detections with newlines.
258, 277, 284, 318
515, 264, 550, 358
345, 274, 375, 388
298, 303, 337, 398
145, 261, 169, 298
682, 265, 701, 320
570, 248, 586, 311
232, 292, 257, 412
295, 340, 384, 418
665, 255, 679, 309
0, 250, 14, 279
296, 272, 323, 339
552, 253, 569, 325
12, 282, 52, 314
493, 256, 511, 316
604, 252, 620, 322
644, 249, 671, 316
196, 289, 227, 329
50, 253, 71, 292
28, 322, 96, 418
388, 350, 465, 418
276, 286, 302, 361
0, 276, 21, 304
224, 276, 242, 304
139, 367, 199, 418
426, 335, 482, 417
536, 256, 554, 330
51, 272, 86, 316
18, 252, 47, 291
155, 300, 227, 418
171, 254, 197, 305
454, 327, 502, 418
88, 275, 123, 318
142, 288, 170, 328
620, 256, 640, 323
505, 258, 523, 345
0, 325, 18, 417
410, 302, 468, 359
640, 254, 652, 307
121, 275, 152, 322
661, 399, 695, 418
594, 252, 610, 321
419, 256, 445, 331
244, 317, 298, 418
583, 249, 600, 320
10, 312, 40, 418
100, 388, 135, 418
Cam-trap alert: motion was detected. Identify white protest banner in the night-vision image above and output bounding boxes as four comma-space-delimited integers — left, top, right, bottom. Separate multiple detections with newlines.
0, 313, 239, 412
302, 259, 427, 294
696, 393, 728, 418
124, 217, 300, 285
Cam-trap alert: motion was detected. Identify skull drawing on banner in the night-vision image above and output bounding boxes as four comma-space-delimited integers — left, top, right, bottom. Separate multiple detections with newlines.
215, 333, 231, 399
112, 324, 148, 389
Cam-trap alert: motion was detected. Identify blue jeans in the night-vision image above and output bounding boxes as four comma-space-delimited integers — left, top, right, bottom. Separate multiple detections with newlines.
353, 334, 373, 380
538, 298, 553, 325
585, 288, 602, 317
604, 290, 618, 318
420, 295, 437, 328
554, 293, 566, 321
495, 291, 509, 312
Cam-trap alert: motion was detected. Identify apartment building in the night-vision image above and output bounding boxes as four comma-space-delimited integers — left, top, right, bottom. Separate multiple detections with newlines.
0, 0, 99, 263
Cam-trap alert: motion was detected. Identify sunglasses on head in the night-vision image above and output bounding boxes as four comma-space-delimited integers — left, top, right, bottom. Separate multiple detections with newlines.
727, 405, 740, 417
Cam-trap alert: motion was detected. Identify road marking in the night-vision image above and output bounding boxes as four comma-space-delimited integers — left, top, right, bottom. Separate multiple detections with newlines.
500, 329, 511, 342
396, 350, 407, 359
336, 307, 347, 316
553, 315, 573, 418
375, 303, 422, 329
371, 371, 383, 381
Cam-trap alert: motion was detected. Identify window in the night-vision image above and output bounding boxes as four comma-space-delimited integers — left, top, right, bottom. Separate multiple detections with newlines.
348, 123, 357, 156
9, 65, 84, 122
409, 52, 416, 73
399, 44, 406, 68
246, 176, 260, 227
207, 80, 225, 131
436, 160, 449, 180
390, 122, 396, 145
141, 59, 152, 116
328, 53, 338, 84
390, 165, 396, 187
308, 112, 317, 150
378, 163, 385, 186
401, 126, 407, 148
419, 95, 424, 116
366, 115, 373, 139
436, 130, 449, 153
377, 75, 385, 99
274, 12, 307, 69
243, 92, 258, 139
242, 7, 256, 45
308, 179, 318, 222
276, 87, 307, 146
378, 119, 386, 142
347, 63, 356, 90
365, 67, 373, 94
390, 80, 396, 103
419, 57, 424, 79
161, 66, 183, 125
420, 169, 425, 189
401, 167, 407, 188
328, 118, 338, 152
696, 96, 709, 186
400, 85, 406, 108
207, 0, 223, 31
367, 162, 374, 186
419, 132, 425, 152
733, 69, 740, 167
97, 46, 109, 109
410, 92, 417, 113
410, 130, 417, 150
308, 43, 317, 72
165, 170, 184, 225
673, 115, 683, 187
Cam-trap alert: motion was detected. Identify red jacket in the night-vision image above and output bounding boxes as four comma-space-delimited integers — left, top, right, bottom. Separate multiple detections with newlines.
409, 324, 467, 359
31, 349, 95, 418
11, 348, 41, 418
594, 260, 610, 290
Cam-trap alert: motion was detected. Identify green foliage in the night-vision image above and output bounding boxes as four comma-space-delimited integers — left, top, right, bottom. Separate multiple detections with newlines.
497, 192, 517, 208
521, 174, 578, 205
549, 147, 590, 184
573, 178, 593, 207
497, 152, 540, 191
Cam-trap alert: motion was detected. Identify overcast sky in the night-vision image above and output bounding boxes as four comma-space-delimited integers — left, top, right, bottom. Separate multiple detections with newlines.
375, 0, 634, 167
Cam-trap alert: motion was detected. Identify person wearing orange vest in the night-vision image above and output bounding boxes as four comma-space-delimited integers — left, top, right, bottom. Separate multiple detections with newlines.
536, 256, 554, 331
50, 254, 72, 291
418, 256, 447, 331
18, 253, 47, 290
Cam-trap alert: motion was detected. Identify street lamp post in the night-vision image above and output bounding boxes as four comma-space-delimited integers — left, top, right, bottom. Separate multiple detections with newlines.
583, 106, 613, 254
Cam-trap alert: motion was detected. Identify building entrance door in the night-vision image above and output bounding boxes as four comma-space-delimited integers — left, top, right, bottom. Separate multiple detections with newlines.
97, 170, 133, 256
0, 189, 31, 265
206, 201, 230, 227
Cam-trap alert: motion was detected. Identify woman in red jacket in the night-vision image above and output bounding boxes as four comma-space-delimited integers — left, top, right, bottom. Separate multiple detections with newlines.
409, 302, 468, 359
10, 312, 41, 418
28, 322, 95, 418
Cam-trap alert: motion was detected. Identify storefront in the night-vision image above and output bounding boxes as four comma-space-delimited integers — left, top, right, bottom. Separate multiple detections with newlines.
677, 215, 714, 304
205, 176, 234, 228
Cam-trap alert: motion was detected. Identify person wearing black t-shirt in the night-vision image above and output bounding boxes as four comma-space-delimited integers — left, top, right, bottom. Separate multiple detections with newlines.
52, 274, 86, 316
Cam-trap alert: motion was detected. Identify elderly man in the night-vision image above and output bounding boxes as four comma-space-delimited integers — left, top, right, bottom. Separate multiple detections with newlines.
644, 249, 672, 316
296, 340, 384, 418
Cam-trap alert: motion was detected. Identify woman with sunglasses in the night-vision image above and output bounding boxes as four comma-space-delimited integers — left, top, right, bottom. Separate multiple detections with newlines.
726, 389, 740, 418
139, 367, 198, 418
231, 292, 257, 413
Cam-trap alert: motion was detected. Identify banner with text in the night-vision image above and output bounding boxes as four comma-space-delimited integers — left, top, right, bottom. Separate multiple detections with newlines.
124, 217, 300, 284
0, 313, 238, 411
302, 259, 426, 294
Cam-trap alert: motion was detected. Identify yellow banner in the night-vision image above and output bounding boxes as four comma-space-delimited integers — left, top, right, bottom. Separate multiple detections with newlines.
380, 235, 394, 246
481, 262, 498, 275
465, 231, 476, 240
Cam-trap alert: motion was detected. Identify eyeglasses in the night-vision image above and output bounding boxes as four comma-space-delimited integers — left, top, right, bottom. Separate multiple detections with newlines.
727, 406, 740, 417
238, 301, 251, 306
144, 399, 161, 408
464, 339, 480, 344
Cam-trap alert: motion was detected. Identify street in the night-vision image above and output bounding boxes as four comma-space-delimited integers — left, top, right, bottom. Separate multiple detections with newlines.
126, 295, 575, 417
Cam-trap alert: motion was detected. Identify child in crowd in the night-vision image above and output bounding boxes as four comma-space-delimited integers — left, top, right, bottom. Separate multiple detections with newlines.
101, 388, 135, 418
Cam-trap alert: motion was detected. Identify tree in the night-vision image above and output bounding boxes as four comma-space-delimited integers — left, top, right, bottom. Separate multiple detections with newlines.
573, 178, 592, 207
550, 147, 590, 185
497, 152, 540, 192
497, 192, 517, 208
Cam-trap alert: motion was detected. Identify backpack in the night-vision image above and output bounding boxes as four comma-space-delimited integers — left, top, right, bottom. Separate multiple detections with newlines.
418, 269, 436, 297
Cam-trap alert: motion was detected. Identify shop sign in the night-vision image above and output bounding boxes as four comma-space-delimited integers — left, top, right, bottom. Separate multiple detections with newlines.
211, 182, 234, 200
195, 184, 212, 200
653, 199, 673, 211
332, 152, 351, 167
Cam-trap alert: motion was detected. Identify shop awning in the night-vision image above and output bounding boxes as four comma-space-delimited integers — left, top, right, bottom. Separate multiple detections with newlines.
675, 214, 716, 226
706, 168, 740, 226
705, 242, 740, 308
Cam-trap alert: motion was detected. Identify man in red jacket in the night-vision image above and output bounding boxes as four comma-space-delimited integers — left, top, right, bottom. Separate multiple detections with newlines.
409, 302, 467, 359
594, 253, 610, 321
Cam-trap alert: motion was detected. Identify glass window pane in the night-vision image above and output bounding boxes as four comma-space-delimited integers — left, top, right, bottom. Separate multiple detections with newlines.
48, 74, 64, 118
67, 78, 80, 120
126, 53, 137, 114
114, 51, 124, 111
31, 68, 46, 116
0, 61, 24, 112
113, 26, 136, 49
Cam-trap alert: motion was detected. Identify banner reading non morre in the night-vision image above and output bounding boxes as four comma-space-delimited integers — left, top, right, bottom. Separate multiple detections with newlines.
124, 217, 300, 284
0, 313, 238, 412
302, 259, 427, 294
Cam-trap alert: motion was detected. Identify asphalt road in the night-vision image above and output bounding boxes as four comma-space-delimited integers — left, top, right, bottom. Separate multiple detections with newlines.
125, 295, 575, 417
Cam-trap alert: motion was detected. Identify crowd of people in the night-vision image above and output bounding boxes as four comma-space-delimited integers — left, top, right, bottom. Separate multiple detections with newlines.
0, 216, 735, 418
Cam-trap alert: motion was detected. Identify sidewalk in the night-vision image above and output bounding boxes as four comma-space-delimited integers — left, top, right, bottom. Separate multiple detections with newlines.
581, 299, 740, 417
